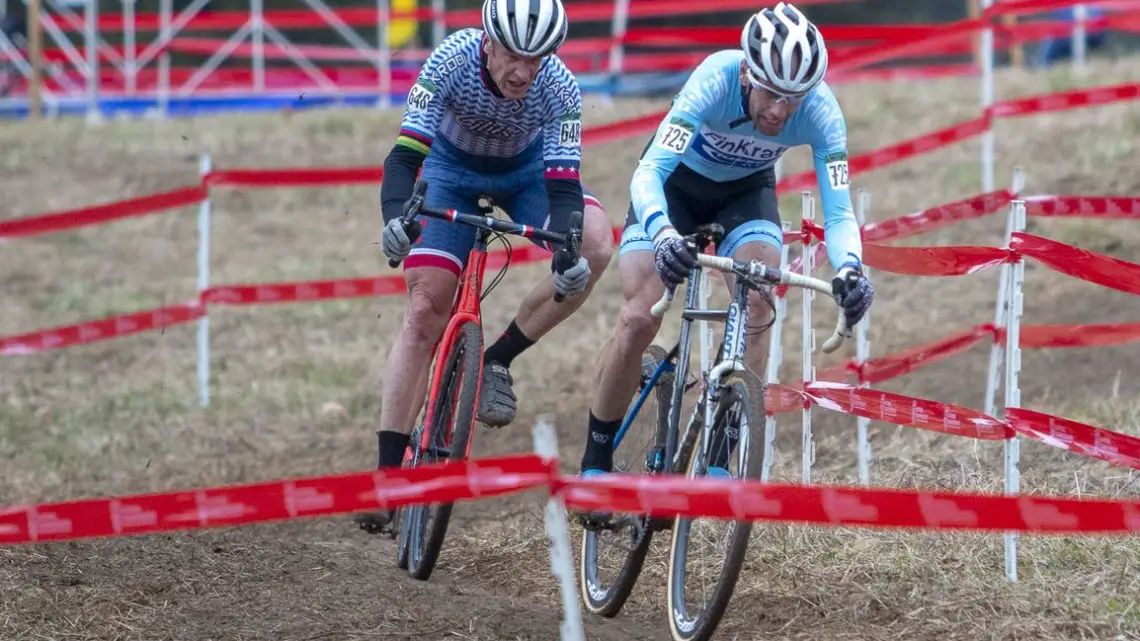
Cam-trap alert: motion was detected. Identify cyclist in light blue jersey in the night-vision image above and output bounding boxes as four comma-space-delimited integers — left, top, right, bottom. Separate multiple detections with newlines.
577, 2, 875, 485
358, 0, 614, 536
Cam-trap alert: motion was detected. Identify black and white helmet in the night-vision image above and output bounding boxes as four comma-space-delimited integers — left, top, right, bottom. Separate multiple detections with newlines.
740, 2, 829, 97
482, 0, 569, 58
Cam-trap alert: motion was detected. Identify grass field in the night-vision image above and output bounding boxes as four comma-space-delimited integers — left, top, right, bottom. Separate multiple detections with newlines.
2, 54, 1140, 641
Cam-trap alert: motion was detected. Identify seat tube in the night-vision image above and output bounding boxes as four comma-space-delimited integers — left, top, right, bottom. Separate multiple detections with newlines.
663, 266, 707, 467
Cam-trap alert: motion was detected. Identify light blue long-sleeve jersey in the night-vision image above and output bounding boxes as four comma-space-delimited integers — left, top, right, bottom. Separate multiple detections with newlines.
630, 49, 862, 271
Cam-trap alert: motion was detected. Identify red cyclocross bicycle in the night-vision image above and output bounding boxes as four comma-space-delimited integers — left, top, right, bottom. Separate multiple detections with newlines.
384, 179, 582, 581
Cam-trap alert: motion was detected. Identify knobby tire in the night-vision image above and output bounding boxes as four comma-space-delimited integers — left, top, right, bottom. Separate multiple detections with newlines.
579, 344, 673, 617
665, 379, 761, 641
404, 321, 482, 581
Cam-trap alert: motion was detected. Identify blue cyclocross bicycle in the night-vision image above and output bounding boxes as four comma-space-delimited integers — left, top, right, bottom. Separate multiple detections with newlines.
576, 224, 846, 641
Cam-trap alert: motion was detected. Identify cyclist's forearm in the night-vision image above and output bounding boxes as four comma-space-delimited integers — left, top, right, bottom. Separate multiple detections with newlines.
544, 177, 584, 238
823, 215, 862, 270
380, 144, 427, 224
630, 163, 673, 240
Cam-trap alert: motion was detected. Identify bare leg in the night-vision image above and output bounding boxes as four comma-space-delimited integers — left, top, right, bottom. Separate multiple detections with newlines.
513, 203, 614, 339
478, 203, 614, 427
719, 241, 781, 384
707, 241, 780, 475
579, 249, 666, 474
356, 266, 457, 535
378, 267, 460, 436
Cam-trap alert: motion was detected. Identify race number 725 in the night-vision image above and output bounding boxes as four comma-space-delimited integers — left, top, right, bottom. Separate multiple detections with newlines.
656, 121, 694, 154
826, 160, 849, 190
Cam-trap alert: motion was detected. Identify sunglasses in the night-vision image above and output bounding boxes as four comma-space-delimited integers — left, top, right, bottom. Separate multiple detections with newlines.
745, 67, 807, 105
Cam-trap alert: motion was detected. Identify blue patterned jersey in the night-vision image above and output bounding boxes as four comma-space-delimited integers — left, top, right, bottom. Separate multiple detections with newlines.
631, 49, 862, 271
395, 28, 583, 181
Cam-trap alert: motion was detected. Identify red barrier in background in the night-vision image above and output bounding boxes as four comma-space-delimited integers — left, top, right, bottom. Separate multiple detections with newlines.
7, 2, 1140, 597
779, 81, 1140, 193
4, 80, 1138, 242
1011, 233, 1140, 296
17, 0, 1140, 103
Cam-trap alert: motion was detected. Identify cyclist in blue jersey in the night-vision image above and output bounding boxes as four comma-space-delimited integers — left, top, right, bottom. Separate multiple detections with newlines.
357, 0, 613, 535
576, 3, 874, 486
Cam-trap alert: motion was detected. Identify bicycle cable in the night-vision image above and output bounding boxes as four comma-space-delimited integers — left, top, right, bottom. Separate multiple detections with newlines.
743, 281, 779, 338
480, 231, 512, 302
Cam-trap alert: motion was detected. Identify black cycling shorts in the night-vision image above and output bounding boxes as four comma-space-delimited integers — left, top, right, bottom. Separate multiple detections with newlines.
619, 160, 783, 258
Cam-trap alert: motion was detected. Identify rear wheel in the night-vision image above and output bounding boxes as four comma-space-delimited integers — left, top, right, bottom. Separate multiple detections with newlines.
665, 380, 760, 641
399, 321, 482, 582
578, 344, 673, 617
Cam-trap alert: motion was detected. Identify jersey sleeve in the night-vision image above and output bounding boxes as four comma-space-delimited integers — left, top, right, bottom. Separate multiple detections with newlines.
804, 84, 863, 271
395, 31, 464, 155
540, 60, 584, 182
539, 59, 586, 242
630, 55, 728, 242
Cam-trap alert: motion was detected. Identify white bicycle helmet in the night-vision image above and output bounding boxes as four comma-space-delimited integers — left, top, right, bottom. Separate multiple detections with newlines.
482, 0, 569, 58
740, 2, 829, 97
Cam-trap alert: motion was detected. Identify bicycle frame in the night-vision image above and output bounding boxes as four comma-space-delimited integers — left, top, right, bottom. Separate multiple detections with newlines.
612, 258, 755, 477
407, 220, 495, 464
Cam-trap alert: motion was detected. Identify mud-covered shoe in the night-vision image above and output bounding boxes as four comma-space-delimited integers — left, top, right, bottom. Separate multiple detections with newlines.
476, 362, 517, 427
353, 510, 396, 537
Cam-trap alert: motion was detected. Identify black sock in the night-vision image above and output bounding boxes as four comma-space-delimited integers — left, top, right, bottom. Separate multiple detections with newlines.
377, 430, 410, 469
483, 319, 535, 368
580, 411, 622, 472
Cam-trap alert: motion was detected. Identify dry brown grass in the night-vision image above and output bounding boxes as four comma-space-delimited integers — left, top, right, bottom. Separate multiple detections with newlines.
2, 53, 1140, 640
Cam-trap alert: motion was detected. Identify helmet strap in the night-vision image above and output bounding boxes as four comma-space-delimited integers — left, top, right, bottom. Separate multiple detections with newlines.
480, 37, 506, 98
731, 84, 753, 128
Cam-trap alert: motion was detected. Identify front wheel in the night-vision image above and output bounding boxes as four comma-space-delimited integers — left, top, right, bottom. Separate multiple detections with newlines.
399, 320, 482, 582
665, 381, 759, 641
578, 344, 673, 617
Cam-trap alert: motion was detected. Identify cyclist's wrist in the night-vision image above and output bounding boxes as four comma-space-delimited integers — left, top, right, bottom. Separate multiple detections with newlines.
838, 253, 862, 274
651, 225, 680, 248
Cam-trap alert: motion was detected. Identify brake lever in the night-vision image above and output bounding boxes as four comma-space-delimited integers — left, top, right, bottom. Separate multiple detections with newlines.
553, 210, 584, 303
388, 181, 428, 269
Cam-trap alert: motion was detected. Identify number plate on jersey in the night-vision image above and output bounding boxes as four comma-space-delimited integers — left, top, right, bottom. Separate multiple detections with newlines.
656, 117, 695, 154
407, 79, 437, 113
825, 152, 849, 190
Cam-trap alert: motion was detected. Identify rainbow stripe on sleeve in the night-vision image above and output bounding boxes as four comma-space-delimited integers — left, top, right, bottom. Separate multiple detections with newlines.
397, 128, 433, 155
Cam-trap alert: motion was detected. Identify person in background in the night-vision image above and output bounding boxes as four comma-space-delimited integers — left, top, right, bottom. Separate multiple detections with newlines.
1034, 6, 1109, 67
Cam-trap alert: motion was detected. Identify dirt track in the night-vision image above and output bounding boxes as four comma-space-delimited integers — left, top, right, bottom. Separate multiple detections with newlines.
3, 57, 1140, 640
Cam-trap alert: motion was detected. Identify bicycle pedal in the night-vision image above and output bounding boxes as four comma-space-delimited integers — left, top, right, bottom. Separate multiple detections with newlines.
353, 511, 397, 538
576, 512, 615, 531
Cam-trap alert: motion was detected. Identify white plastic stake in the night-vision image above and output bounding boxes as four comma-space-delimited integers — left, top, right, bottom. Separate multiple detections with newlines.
376, 0, 391, 109
854, 189, 872, 486
431, 0, 445, 45
532, 417, 585, 641
1002, 200, 1025, 583
84, 0, 100, 122
158, 0, 171, 118
984, 167, 1024, 417
607, 0, 630, 95
197, 153, 212, 408
1073, 4, 1088, 69
980, 0, 995, 193
801, 191, 816, 485
251, 0, 265, 93
698, 264, 711, 404
761, 223, 791, 483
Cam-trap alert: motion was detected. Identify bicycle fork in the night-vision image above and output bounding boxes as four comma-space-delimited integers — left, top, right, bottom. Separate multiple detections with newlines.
681, 287, 752, 479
